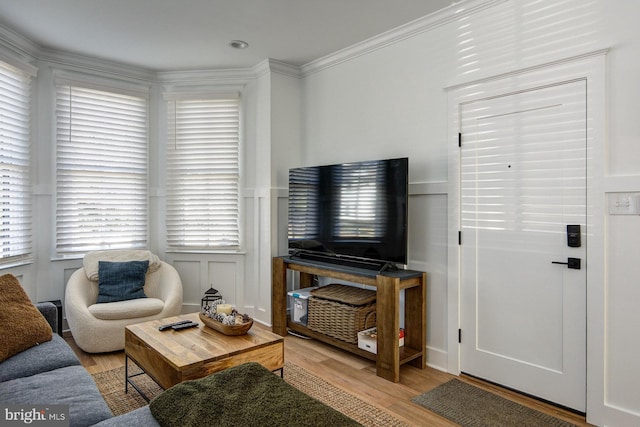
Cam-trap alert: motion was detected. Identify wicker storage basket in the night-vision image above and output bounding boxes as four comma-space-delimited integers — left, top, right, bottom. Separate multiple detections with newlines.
310, 284, 376, 305
307, 284, 377, 344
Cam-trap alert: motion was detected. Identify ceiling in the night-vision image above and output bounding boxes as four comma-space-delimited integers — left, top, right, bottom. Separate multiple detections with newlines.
0, 0, 455, 71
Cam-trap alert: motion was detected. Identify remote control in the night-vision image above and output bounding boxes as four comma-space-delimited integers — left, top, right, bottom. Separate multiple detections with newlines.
171, 322, 199, 331
158, 320, 192, 331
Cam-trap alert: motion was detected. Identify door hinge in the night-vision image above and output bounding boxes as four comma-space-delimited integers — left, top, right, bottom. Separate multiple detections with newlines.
458, 132, 462, 147
458, 329, 462, 343
458, 231, 461, 245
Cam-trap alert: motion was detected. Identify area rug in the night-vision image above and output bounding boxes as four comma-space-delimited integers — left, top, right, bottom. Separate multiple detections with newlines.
92, 361, 408, 427
411, 379, 577, 427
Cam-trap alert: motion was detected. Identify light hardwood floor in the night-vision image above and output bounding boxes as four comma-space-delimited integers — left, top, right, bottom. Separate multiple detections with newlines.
65, 324, 591, 426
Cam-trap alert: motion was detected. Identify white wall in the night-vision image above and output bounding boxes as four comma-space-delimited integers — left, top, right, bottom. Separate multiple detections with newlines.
293, 0, 640, 425
600, 2, 640, 421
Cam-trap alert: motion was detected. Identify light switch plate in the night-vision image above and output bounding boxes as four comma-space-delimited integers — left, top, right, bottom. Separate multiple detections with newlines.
608, 193, 640, 215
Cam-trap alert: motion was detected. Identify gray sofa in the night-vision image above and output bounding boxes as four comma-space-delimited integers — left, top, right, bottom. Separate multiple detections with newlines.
0, 302, 159, 427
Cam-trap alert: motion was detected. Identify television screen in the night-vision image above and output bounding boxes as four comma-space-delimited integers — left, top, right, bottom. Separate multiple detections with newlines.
287, 157, 408, 269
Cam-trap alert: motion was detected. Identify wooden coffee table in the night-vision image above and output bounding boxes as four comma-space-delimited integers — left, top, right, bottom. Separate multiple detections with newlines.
124, 312, 284, 399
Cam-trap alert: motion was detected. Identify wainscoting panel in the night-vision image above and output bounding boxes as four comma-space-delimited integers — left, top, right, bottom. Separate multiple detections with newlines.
171, 259, 202, 312
207, 259, 243, 308
408, 192, 449, 372
168, 255, 246, 315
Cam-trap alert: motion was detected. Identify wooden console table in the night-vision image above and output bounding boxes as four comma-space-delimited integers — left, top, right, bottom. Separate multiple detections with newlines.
272, 256, 426, 382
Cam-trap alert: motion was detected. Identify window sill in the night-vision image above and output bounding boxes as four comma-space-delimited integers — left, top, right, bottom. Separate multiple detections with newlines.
0, 257, 35, 270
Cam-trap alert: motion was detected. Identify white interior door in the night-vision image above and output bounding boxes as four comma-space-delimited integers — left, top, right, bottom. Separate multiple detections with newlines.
459, 80, 587, 412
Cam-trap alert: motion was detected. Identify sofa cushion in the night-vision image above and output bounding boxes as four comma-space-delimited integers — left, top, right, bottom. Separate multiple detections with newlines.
97, 260, 149, 303
92, 407, 160, 427
88, 297, 164, 320
0, 365, 112, 426
0, 274, 53, 362
0, 334, 80, 383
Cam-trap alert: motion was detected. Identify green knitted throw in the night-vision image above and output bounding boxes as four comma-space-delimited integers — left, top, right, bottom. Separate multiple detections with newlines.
149, 362, 361, 427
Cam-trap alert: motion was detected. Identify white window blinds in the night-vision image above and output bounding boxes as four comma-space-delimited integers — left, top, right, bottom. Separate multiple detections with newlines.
55, 84, 148, 256
166, 97, 240, 250
0, 61, 33, 263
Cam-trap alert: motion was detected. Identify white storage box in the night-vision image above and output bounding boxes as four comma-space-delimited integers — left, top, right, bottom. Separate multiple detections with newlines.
287, 287, 319, 325
357, 327, 405, 354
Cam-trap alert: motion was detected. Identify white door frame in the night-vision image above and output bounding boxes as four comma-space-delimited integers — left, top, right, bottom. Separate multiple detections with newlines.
446, 50, 607, 425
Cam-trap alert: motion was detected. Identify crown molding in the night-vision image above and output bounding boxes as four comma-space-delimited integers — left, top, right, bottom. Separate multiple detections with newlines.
158, 58, 301, 88
300, 0, 508, 77
264, 59, 302, 79
0, 24, 38, 72
251, 59, 302, 79
0, 22, 154, 83
0, 24, 38, 59
38, 47, 155, 84
250, 59, 274, 80
156, 67, 256, 86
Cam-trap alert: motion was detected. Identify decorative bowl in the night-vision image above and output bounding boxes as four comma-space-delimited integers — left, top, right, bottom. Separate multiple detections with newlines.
199, 312, 253, 335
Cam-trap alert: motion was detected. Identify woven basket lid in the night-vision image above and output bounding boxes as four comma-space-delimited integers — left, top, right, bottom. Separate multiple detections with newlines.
310, 284, 376, 306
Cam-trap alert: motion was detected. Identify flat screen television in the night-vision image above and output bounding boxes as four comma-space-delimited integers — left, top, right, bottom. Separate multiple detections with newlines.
287, 157, 408, 270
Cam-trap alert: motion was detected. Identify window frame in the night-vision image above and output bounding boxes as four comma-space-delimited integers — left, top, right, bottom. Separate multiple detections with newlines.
0, 58, 35, 267
164, 91, 243, 253
53, 75, 151, 258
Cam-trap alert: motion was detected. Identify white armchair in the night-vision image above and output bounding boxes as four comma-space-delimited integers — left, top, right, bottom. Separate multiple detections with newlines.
65, 258, 183, 353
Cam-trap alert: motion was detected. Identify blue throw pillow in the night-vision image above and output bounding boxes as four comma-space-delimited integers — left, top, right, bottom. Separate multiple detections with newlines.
97, 260, 149, 303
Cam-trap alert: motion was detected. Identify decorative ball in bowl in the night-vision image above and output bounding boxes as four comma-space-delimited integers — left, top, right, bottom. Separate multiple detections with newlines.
199, 313, 253, 335
199, 302, 253, 335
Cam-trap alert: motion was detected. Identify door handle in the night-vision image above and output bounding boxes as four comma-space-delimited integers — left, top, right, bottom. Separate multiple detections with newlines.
551, 258, 581, 270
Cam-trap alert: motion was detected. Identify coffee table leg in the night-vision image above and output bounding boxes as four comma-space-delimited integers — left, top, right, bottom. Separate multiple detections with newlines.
125, 354, 154, 402
125, 354, 129, 394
